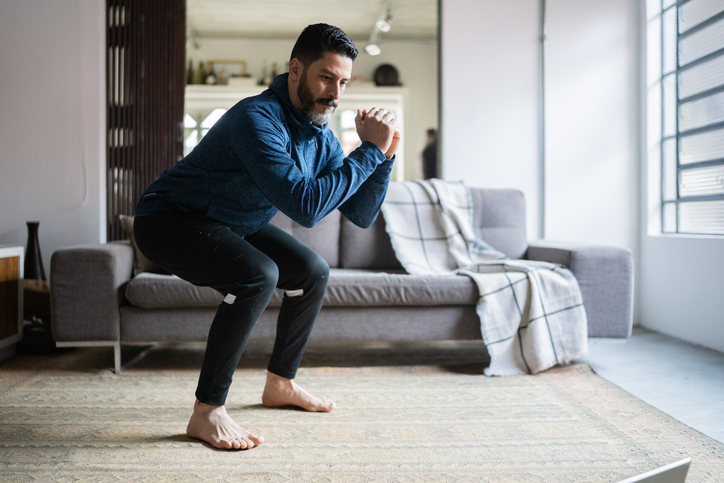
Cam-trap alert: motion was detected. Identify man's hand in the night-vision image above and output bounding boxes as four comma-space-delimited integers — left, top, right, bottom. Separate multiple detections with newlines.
385, 130, 401, 159
355, 108, 397, 156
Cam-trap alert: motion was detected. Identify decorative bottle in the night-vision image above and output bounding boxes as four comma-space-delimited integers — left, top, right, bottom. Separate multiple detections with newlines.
196, 61, 207, 85
24, 221, 46, 281
187, 59, 194, 85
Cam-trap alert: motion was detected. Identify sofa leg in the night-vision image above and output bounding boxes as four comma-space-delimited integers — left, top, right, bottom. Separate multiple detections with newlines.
55, 340, 122, 374
114, 342, 121, 375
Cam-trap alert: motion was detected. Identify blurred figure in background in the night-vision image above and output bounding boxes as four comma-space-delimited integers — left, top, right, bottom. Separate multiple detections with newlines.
421, 128, 438, 179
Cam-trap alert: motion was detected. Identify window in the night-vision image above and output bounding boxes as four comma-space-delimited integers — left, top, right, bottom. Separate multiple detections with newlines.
338, 109, 361, 156
184, 109, 227, 156
659, 0, 724, 235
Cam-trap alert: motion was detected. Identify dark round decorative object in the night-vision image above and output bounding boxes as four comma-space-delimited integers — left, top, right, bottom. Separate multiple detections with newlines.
374, 64, 400, 86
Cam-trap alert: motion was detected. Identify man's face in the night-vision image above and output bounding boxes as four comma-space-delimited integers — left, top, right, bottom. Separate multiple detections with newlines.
290, 52, 353, 125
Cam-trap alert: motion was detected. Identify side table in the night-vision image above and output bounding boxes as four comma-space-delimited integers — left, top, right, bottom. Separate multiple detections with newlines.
0, 246, 24, 362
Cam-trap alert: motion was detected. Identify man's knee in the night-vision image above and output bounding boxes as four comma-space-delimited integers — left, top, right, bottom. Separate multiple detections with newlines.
305, 253, 329, 287
285, 252, 329, 298
304, 253, 329, 297
257, 258, 280, 295
310, 253, 329, 278
223, 256, 279, 301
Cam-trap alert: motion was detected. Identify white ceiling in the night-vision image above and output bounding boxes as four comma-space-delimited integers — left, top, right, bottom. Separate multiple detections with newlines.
186, 0, 438, 41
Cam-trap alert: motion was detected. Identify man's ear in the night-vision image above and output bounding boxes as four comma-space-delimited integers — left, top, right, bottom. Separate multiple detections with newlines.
288, 58, 304, 82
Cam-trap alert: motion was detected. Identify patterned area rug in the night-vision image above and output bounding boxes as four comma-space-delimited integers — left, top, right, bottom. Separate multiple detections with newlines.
0, 343, 722, 482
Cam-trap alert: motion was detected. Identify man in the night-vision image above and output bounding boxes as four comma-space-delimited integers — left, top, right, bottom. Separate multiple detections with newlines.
132, 23, 399, 450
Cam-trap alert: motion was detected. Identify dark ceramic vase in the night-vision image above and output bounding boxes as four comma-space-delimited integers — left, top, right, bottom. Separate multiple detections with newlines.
25, 221, 46, 281
374, 64, 400, 86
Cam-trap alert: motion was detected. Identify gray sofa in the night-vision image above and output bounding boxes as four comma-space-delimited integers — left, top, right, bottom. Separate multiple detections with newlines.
50, 188, 634, 373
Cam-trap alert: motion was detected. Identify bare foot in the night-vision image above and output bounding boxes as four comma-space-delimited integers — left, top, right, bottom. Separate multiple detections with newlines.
186, 400, 264, 450
261, 371, 335, 412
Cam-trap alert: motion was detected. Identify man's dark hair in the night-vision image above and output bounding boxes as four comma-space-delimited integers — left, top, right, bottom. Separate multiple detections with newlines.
290, 23, 358, 67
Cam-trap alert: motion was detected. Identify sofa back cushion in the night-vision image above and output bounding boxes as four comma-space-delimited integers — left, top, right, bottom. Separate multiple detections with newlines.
269, 186, 528, 270
339, 187, 527, 268
470, 188, 527, 260
339, 214, 404, 269
269, 209, 341, 268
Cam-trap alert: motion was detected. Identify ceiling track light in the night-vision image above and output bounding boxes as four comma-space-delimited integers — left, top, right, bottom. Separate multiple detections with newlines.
377, 0, 394, 30
365, 0, 393, 55
376, 18, 391, 33
365, 43, 381, 56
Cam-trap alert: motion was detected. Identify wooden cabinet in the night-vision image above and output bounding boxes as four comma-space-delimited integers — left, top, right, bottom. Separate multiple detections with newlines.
0, 246, 23, 359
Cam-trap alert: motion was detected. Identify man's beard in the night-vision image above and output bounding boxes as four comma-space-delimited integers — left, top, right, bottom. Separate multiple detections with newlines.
297, 73, 337, 125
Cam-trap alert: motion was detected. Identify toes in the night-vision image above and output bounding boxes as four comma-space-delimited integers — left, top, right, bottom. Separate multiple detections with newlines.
227, 437, 256, 450
249, 433, 264, 445
319, 397, 335, 411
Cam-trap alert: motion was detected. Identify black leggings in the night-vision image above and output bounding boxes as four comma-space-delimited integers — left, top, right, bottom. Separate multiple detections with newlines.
133, 212, 329, 406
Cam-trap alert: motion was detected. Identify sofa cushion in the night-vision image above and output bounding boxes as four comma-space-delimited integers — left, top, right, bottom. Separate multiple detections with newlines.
125, 273, 284, 309
269, 209, 341, 268
469, 188, 527, 260
127, 273, 219, 308
325, 269, 477, 306
339, 214, 403, 269
125, 269, 478, 309
340, 188, 528, 268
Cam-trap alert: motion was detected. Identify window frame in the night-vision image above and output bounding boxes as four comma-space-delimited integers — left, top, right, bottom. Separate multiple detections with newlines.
659, 0, 724, 236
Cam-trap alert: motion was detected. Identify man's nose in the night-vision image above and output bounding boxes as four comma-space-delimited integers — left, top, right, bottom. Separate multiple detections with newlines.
329, 82, 342, 100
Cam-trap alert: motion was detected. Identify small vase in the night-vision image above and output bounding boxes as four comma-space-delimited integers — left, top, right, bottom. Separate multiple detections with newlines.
25, 221, 46, 281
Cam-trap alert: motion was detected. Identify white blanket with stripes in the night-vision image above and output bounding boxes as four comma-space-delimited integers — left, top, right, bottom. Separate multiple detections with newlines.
380, 180, 588, 375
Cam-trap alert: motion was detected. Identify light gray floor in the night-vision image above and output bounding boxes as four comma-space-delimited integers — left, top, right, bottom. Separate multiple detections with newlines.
581, 326, 724, 444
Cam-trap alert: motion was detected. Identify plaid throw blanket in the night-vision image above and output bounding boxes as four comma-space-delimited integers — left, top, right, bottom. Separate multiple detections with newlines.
380, 180, 588, 375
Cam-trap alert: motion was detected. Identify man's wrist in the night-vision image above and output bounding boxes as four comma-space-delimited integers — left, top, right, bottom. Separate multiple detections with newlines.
359, 141, 388, 162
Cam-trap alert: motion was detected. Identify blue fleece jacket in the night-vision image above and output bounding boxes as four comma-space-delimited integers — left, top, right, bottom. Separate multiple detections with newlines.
135, 73, 394, 235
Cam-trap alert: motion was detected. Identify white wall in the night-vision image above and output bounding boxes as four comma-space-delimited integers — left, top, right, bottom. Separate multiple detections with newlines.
545, 0, 639, 251
442, 0, 724, 352
640, 0, 724, 353
441, 0, 639, 252
441, 0, 542, 239
0, 0, 106, 273
639, 236, 724, 352
187, 37, 438, 180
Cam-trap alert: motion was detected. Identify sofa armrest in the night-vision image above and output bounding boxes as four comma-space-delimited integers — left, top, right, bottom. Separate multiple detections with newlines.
526, 240, 634, 339
50, 241, 135, 342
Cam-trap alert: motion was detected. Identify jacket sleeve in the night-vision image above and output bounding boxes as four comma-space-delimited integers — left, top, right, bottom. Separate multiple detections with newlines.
319, 138, 395, 228
226, 105, 386, 228
338, 158, 394, 228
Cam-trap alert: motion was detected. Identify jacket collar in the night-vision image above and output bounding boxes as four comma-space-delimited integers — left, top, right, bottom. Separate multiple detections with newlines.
269, 73, 327, 136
